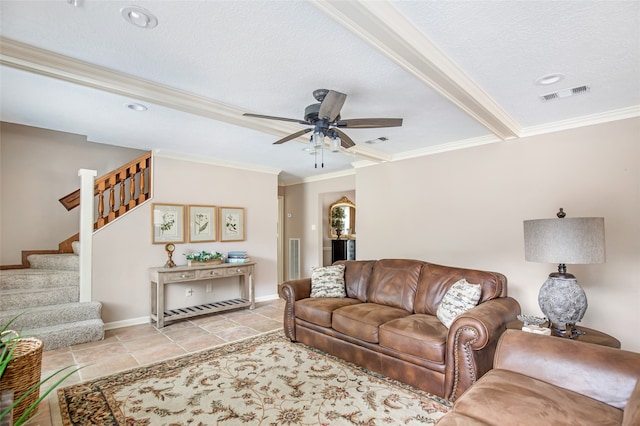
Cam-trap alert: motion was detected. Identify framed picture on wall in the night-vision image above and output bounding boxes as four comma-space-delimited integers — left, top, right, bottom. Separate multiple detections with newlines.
152, 203, 185, 244
219, 207, 245, 242
188, 205, 216, 242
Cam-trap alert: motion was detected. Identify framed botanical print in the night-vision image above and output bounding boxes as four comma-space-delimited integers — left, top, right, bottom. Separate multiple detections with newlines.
188, 205, 216, 242
219, 207, 245, 242
152, 203, 185, 244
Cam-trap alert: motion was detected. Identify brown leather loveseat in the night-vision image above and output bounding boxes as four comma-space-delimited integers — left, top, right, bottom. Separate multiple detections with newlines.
280, 259, 521, 401
437, 329, 640, 425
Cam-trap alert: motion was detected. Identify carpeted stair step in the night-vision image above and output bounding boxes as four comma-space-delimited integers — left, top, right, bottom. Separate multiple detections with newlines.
0, 302, 102, 331
0, 252, 103, 350
0, 269, 79, 291
0, 285, 79, 311
22, 318, 104, 351
27, 253, 79, 271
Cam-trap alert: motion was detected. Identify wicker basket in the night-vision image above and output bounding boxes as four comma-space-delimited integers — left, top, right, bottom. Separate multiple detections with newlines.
0, 334, 44, 423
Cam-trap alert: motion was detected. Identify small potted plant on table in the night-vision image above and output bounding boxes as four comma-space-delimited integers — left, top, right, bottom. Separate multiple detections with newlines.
184, 250, 224, 266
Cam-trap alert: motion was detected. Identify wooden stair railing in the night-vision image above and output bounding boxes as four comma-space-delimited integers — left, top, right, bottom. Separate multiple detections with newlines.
59, 152, 152, 230
1, 153, 152, 270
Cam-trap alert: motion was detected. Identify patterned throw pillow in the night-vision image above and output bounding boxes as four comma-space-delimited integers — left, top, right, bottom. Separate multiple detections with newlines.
310, 264, 346, 298
436, 278, 482, 328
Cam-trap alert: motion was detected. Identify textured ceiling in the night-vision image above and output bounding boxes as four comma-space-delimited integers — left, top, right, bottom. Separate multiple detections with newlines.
1, 1, 638, 184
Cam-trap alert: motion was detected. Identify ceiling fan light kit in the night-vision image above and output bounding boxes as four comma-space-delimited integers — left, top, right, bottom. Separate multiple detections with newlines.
243, 89, 403, 168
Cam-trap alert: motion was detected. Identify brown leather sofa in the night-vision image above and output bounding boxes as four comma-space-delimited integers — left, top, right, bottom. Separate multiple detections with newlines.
437, 329, 640, 425
280, 259, 521, 401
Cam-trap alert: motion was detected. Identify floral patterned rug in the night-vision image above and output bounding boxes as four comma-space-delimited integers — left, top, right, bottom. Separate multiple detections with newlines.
57, 330, 450, 425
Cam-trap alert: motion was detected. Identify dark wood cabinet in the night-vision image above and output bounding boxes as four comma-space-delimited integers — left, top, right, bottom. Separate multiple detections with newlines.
331, 239, 356, 263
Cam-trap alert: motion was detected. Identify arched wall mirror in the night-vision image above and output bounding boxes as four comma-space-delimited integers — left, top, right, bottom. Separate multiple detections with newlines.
328, 196, 355, 239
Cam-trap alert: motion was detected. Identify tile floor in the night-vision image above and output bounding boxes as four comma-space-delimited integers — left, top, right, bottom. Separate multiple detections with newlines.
24, 299, 285, 426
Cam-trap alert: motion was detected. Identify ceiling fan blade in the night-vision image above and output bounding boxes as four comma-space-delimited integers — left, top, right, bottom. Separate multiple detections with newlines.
273, 128, 313, 145
318, 90, 347, 122
336, 118, 403, 128
333, 129, 356, 149
244, 113, 310, 125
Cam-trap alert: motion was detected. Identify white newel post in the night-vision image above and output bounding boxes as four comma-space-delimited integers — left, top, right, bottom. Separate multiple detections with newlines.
78, 168, 97, 302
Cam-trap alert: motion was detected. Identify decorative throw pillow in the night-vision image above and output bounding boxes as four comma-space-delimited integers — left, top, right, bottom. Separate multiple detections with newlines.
436, 278, 482, 328
310, 264, 346, 298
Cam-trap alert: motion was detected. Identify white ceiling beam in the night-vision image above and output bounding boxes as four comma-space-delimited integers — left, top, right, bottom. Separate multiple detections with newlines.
313, 0, 522, 140
0, 37, 293, 135
0, 37, 393, 163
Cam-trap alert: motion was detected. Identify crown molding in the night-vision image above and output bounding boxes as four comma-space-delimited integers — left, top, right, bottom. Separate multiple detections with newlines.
0, 36, 395, 165
313, 1, 521, 140
0, 37, 301, 138
280, 168, 357, 186
392, 134, 502, 161
153, 150, 282, 175
520, 105, 640, 138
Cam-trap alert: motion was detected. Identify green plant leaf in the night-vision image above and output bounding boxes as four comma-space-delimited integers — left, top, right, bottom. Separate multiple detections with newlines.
1, 365, 83, 425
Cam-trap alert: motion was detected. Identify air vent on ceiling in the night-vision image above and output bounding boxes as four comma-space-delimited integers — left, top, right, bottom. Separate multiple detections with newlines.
364, 137, 388, 144
540, 85, 591, 102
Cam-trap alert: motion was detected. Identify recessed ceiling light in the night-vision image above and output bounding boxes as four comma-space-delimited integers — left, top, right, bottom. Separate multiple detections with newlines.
120, 6, 158, 29
535, 73, 565, 86
126, 103, 148, 112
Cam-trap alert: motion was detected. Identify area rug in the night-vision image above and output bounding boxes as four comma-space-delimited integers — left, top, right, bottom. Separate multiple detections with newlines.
57, 330, 450, 425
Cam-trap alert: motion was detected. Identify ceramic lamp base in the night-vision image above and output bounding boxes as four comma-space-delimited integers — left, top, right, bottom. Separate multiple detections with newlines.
538, 274, 588, 335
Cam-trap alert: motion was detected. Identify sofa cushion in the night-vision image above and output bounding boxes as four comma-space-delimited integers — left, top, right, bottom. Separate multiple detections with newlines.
295, 297, 362, 328
366, 259, 423, 312
335, 260, 376, 302
446, 369, 623, 426
436, 279, 482, 328
379, 314, 448, 364
414, 263, 506, 315
332, 303, 411, 343
310, 264, 346, 298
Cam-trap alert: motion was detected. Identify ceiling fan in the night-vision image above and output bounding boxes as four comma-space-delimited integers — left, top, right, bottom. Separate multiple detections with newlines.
243, 89, 403, 152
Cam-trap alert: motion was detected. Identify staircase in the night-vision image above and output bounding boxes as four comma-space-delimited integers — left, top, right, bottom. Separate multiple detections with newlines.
0, 254, 104, 350
0, 253, 104, 351
0, 152, 152, 350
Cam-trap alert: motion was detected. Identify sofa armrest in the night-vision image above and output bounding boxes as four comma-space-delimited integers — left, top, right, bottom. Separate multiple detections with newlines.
444, 296, 521, 401
494, 329, 640, 410
279, 278, 312, 341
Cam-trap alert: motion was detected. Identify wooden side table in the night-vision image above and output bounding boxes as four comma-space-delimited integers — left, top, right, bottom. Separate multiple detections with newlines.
507, 321, 620, 348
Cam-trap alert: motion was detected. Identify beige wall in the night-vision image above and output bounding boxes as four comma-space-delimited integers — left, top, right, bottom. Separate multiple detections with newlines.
284, 118, 638, 351
1, 123, 279, 325
93, 155, 279, 324
282, 174, 355, 278
0, 122, 146, 265
356, 117, 640, 352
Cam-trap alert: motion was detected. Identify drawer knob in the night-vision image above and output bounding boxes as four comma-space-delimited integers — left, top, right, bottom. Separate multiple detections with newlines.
180, 273, 187, 278
236, 269, 241, 273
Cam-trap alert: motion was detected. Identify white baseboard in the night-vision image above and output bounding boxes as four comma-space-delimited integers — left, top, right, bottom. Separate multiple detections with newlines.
104, 293, 281, 330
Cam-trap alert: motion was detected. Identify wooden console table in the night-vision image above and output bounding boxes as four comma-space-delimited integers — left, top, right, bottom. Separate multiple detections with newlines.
149, 262, 255, 328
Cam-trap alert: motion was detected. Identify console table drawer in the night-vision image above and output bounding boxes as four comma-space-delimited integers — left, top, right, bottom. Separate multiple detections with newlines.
197, 268, 227, 279
164, 270, 196, 282
226, 266, 250, 276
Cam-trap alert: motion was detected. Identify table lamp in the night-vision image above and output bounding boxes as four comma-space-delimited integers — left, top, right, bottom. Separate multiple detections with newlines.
523, 208, 605, 337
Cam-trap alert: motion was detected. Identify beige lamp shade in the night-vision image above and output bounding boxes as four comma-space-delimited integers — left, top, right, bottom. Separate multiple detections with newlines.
523, 217, 605, 265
